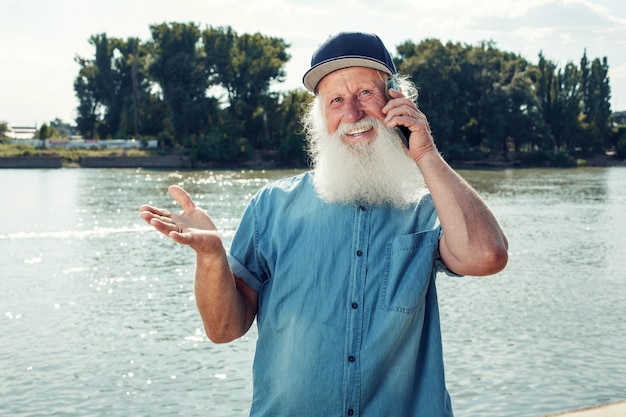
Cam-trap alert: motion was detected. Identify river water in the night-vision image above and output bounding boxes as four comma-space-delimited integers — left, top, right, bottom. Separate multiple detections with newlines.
1, 167, 624, 417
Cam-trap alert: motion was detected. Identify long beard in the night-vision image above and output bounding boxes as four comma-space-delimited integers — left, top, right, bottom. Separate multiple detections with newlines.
307, 115, 426, 208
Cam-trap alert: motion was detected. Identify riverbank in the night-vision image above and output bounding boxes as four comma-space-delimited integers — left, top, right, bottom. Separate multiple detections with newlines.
0, 148, 301, 170
450, 153, 626, 169
0, 147, 624, 170
541, 401, 626, 417
0, 155, 192, 169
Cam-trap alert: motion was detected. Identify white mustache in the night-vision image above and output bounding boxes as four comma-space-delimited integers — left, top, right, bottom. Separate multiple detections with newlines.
336, 117, 378, 137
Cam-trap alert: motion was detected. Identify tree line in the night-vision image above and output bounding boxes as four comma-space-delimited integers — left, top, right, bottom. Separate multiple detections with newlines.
73, 23, 626, 166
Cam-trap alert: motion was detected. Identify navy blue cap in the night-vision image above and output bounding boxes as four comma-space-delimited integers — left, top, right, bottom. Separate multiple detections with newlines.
303, 32, 397, 92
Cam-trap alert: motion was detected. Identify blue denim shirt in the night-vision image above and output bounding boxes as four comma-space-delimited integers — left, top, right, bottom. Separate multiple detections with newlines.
228, 172, 456, 417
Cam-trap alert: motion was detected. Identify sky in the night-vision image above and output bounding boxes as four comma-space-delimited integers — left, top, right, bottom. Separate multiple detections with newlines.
1, 0, 625, 128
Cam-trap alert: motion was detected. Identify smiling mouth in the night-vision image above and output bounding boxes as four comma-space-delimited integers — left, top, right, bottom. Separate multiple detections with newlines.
345, 126, 374, 136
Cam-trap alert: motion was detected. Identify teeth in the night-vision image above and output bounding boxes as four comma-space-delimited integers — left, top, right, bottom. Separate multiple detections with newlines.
346, 126, 370, 135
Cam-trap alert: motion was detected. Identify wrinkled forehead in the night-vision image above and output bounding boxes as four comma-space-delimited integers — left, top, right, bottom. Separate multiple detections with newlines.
316, 67, 388, 97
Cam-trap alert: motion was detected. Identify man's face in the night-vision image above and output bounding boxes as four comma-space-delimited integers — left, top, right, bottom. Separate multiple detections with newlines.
316, 67, 388, 147
304, 67, 424, 208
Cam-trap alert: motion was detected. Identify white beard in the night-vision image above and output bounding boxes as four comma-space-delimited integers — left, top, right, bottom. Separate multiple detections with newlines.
307, 115, 426, 209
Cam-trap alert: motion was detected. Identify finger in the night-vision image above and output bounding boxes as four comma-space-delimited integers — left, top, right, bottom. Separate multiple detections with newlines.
383, 94, 404, 115
139, 204, 171, 217
385, 110, 416, 131
386, 86, 405, 100
147, 216, 171, 234
140, 208, 167, 225
384, 101, 417, 123
167, 230, 186, 244
168, 228, 194, 246
148, 216, 182, 236
139, 211, 155, 224
168, 185, 196, 212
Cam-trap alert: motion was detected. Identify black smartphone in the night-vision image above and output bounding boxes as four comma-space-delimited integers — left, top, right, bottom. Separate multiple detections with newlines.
386, 77, 411, 148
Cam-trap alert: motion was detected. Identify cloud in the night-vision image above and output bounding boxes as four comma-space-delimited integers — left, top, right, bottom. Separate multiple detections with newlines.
1, 0, 625, 123
471, 0, 626, 40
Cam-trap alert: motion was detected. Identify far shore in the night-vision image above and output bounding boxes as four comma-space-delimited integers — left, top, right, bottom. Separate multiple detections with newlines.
0, 151, 624, 170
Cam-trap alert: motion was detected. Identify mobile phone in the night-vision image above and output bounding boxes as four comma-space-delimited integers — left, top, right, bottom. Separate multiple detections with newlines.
386, 77, 411, 148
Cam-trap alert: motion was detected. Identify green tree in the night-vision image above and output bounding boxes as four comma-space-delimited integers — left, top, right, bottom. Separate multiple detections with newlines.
37, 123, 53, 139
71, 26, 615, 165
36, 122, 59, 149
93, 34, 117, 138
75, 34, 164, 140
615, 126, 626, 159
499, 67, 553, 154
456, 41, 505, 154
74, 48, 101, 139
586, 57, 612, 149
551, 63, 584, 150
75, 33, 123, 139
398, 40, 553, 161
580, 51, 591, 115
396, 39, 461, 154
149, 22, 215, 146
113, 37, 166, 138
275, 89, 311, 166
0, 121, 9, 139
536, 50, 613, 156
537, 52, 556, 130
573, 52, 612, 153
202, 27, 290, 148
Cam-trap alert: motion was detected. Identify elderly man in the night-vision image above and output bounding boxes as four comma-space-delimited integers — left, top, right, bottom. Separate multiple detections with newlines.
140, 31, 508, 417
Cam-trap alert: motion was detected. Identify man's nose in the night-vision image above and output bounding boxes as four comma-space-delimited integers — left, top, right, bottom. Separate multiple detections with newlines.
343, 96, 365, 123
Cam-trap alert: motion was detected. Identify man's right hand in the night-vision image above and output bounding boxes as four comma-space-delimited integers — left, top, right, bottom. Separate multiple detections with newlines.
139, 185, 223, 255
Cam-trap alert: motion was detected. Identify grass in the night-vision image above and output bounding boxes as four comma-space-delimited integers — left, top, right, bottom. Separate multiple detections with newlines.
0, 143, 152, 164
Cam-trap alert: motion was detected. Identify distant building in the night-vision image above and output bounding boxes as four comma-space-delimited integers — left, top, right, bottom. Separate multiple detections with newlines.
50, 119, 80, 139
7, 124, 37, 139
613, 111, 626, 125
6, 137, 158, 149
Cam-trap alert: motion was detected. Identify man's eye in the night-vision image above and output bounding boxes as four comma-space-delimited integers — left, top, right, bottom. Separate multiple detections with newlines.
331, 97, 343, 104
357, 90, 373, 100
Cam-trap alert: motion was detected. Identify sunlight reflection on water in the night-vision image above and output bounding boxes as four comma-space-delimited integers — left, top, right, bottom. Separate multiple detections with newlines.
1, 167, 625, 417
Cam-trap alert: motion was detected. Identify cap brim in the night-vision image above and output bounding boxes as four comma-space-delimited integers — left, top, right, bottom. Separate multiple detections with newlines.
303, 57, 394, 92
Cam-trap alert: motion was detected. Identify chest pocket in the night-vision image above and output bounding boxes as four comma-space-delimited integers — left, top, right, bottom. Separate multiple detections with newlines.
381, 230, 439, 314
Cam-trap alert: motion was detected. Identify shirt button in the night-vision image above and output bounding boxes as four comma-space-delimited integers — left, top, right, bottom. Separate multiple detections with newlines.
348, 355, 356, 362
356, 250, 363, 257
348, 409, 355, 416
351, 302, 359, 309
